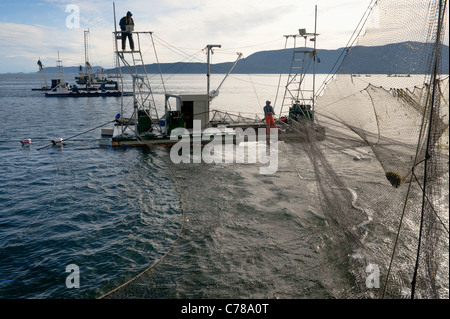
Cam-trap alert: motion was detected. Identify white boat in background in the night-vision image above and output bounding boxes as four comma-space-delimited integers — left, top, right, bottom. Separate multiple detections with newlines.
45, 31, 131, 98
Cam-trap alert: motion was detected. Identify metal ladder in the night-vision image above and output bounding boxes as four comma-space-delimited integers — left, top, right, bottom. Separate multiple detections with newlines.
280, 35, 315, 115
114, 31, 159, 130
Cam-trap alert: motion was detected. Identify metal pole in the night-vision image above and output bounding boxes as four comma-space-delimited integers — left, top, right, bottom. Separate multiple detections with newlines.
113, 2, 124, 132
312, 5, 317, 112
410, 0, 444, 299
84, 30, 89, 71
133, 75, 138, 136
206, 44, 221, 112
84, 29, 90, 88
213, 52, 242, 97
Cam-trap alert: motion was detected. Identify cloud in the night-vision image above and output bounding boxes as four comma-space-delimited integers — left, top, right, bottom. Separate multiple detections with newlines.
0, 22, 110, 72
0, 23, 75, 58
132, 0, 306, 61
1, 0, 379, 73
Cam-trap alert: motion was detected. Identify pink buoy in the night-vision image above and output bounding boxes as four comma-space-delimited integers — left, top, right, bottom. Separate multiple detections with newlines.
21, 139, 32, 145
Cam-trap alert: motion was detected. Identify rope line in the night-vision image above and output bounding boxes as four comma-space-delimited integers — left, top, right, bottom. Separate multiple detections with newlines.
315, 0, 378, 98
36, 120, 115, 151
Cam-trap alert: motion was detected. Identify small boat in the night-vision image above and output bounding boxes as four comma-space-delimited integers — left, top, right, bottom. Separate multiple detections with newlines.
99, 40, 239, 147
100, 5, 242, 148
31, 86, 52, 91
45, 30, 131, 97
101, 91, 237, 147
45, 82, 132, 97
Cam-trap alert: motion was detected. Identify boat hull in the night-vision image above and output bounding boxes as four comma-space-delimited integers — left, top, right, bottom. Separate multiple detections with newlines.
45, 91, 133, 97
99, 126, 237, 147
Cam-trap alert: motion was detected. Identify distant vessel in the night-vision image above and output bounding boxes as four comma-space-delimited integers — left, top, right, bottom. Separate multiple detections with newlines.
44, 84, 131, 97
45, 30, 131, 97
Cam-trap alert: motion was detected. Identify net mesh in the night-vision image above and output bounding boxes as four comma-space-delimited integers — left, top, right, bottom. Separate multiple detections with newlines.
310, 0, 449, 298
99, 0, 449, 299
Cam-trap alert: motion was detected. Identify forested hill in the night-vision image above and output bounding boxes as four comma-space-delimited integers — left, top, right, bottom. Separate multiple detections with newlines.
41, 42, 449, 75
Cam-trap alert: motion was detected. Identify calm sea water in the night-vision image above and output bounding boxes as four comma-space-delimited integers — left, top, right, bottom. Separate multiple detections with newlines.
0, 73, 185, 298
0, 72, 448, 299
0, 72, 293, 298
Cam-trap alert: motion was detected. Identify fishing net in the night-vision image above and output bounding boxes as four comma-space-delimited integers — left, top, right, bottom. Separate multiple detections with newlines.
306, 0, 449, 298
209, 110, 265, 127
99, 0, 448, 299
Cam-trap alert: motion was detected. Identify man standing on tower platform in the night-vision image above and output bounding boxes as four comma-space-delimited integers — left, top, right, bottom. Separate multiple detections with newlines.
119, 11, 135, 51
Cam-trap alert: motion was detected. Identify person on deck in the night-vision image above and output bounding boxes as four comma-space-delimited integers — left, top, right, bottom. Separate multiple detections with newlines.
119, 11, 135, 51
263, 100, 277, 135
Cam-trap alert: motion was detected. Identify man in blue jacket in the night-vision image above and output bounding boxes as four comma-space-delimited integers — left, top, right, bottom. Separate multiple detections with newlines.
119, 11, 135, 51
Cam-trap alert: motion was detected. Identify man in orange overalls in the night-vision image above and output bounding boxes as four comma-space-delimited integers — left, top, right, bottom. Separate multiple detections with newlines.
263, 100, 277, 135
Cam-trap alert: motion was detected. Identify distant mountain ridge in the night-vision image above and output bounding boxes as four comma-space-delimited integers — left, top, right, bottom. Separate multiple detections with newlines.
40, 42, 449, 75
40, 66, 105, 74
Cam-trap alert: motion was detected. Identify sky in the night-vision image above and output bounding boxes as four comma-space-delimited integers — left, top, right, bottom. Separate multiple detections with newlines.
0, 0, 376, 73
